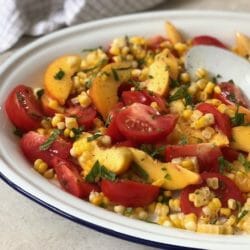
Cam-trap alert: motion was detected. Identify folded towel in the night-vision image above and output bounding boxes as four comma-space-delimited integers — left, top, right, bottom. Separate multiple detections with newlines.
0, 0, 164, 53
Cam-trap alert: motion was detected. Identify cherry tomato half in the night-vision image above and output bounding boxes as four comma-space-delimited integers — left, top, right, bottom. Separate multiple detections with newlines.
192, 35, 227, 49
5, 85, 43, 132
116, 103, 178, 143
221, 147, 240, 162
20, 131, 72, 166
213, 82, 250, 108
180, 172, 244, 216
165, 143, 222, 172
51, 157, 99, 198
66, 105, 96, 130
196, 103, 232, 138
122, 91, 152, 106
101, 180, 160, 207
147, 35, 166, 51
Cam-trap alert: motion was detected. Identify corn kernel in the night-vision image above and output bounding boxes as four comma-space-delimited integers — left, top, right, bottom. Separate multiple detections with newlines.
206, 177, 219, 190
138, 211, 148, 220
164, 190, 172, 197
184, 213, 197, 231
64, 128, 71, 137
34, 159, 48, 174
69, 130, 75, 138
214, 86, 222, 94
191, 110, 203, 121
174, 42, 187, 55
110, 46, 120, 56
220, 208, 231, 217
150, 102, 160, 111
191, 113, 214, 129
205, 98, 221, 106
77, 91, 91, 107
126, 54, 134, 61
155, 202, 169, 217
43, 168, 54, 179
113, 56, 122, 62
202, 126, 216, 140
169, 213, 185, 228
51, 114, 64, 127
99, 135, 111, 146
57, 121, 65, 130
132, 69, 141, 77
197, 223, 232, 234
169, 199, 181, 212
89, 191, 103, 206
189, 187, 214, 207
188, 82, 198, 95
224, 215, 237, 226
182, 109, 193, 119
162, 218, 173, 227
41, 119, 51, 129
217, 104, 227, 114
65, 117, 78, 129
227, 199, 237, 210
198, 91, 208, 101
204, 81, 215, 94
180, 72, 190, 83
195, 68, 207, 78
147, 202, 156, 213
114, 205, 125, 214
196, 79, 208, 90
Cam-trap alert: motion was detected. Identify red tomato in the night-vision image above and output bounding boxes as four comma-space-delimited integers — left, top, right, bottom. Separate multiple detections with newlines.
196, 103, 232, 138
20, 131, 72, 165
106, 102, 126, 143
165, 143, 222, 172
117, 82, 133, 97
51, 157, 99, 198
221, 147, 240, 162
180, 172, 244, 216
147, 35, 166, 50
213, 82, 250, 108
121, 91, 152, 106
101, 180, 160, 207
66, 105, 96, 130
5, 85, 43, 132
192, 35, 227, 49
116, 103, 178, 143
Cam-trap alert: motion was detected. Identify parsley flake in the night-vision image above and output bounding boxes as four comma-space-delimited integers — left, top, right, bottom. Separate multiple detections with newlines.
36, 89, 44, 99
237, 210, 249, 222
231, 104, 245, 126
39, 129, 61, 151
13, 128, 23, 137
131, 162, 149, 181
54, 68, 65, 80
238, 154, 250, 172
140, 144, 165, 159
218, 156, 233, 173
168, 85, 193, 106
111, 68, 119, 81
87, 132, 102, 142
71, 127, 84, 140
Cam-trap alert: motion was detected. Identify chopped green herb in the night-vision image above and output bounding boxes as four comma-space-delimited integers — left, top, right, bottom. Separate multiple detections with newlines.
210, 218, 217, 224
178, 135, 188, 145
228, 93, 237, 103
124, 207, 133, 216
39, 129, 61, 151
87, 132, 102, 142
128, 80, 141, 90
238, 153, 250, 172
85, 79, 93, 89
105, 115, 112, 127
231, 104, 245, 126
237, 210, 249, 222
36, 89, 44, 99
161, 195, 170, 204
81, 46, 103, 52
131, 162, 149, 181
71, 127, 84, 140
218, 156, 233, 173
164, 172, 171, 180
111, 68, 120, 81
13, 128, 23, 137
54, 68, 65, 80
228, 79, 235, 84
125, 35, 130, 46
137, 58, 145, 67
148, 75, 154, 79
170, 78, 180, 88
140, 144, 165, 159
85, 161, 116, 182
168, 85, 193, 106
82, 58, 108, 73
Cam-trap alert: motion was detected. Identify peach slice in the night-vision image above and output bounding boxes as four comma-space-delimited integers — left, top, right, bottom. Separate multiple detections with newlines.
44, 55, 81, 105
89, 62, 132, 118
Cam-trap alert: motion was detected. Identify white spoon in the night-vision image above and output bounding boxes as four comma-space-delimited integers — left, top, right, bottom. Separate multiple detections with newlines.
185, 45, 250, 97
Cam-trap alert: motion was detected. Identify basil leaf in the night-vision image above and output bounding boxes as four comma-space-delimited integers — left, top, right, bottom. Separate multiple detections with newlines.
85, 161, 116, 182
231, 104, 245, 126
218, 156, 233, 173
87, 132, 102, 142
71, 127, 84, 140
39, 129, 61, 151
131, 162, 149, 181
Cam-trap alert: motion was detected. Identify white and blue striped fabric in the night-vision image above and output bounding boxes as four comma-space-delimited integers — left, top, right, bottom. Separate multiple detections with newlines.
0, 0, 164, 53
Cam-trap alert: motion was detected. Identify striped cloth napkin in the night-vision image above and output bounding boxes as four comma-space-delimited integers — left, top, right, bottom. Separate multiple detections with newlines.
0, 0, 164, 53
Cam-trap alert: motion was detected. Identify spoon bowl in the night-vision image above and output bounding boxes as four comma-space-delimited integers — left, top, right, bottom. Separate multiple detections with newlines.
185, 45, 250, 97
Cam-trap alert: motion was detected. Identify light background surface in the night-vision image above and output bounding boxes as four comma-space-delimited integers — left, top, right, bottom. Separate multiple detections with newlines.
1, 1, 250, 249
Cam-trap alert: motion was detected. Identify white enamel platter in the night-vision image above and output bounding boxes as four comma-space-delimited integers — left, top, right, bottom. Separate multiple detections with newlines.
0, 11, 249, 250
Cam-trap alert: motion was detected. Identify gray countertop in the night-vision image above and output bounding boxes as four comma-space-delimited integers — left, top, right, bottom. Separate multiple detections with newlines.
1, 1, 250, 249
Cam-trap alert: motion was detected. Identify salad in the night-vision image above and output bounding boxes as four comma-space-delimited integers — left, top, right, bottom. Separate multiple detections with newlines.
5, 21, 250, 235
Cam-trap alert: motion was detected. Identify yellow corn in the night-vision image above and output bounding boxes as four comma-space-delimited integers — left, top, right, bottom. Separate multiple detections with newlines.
154, 202, 169, 217
34, 159, 48, 174
191, 113, 214, 129
183, 213, 197, 231
51, 114, 64, 127
180, 72, 190, 83
188, 82, 198, 95
201, 126, 216, 140
206, 177, 219, 190
114, 205, 125, 214
147, 202, 156, 213
197, 223, 233, 234
196, 79, 208, 90
174, 42, 187, 55
64, 128, 71, 137
89, 191, 103, 206
224, 215, 237, 226
182, 109, 193, 120
214, 85, 222, 94
169, 213, 185, 228
217, 104, 227, 113
204, 81, 215, 94
189, 187, 214, 207
77, 91, 91, 107
227, 199, 237, 210
195, 68, 207, 78
205, 98, 221, 106
169, 199, 181, 212
220, 208, 231, 217
190, 110, 203, 121
43, 168, 54, 179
